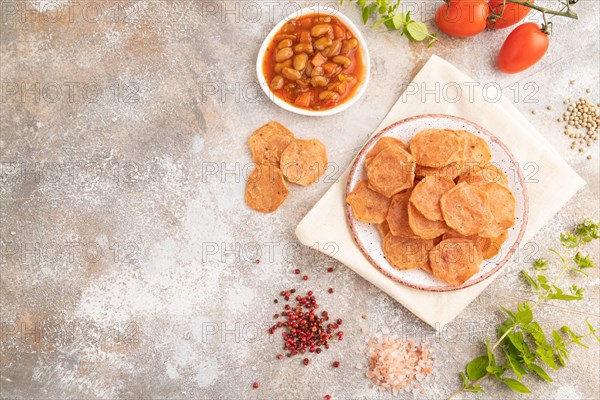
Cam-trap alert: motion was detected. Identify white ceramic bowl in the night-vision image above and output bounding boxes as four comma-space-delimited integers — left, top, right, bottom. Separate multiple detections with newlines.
345, 114, 529, 292
256, 6, 370, 117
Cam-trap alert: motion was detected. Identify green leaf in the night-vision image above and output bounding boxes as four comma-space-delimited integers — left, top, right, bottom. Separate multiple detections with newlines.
533, 258, 549, 270
460, 371, 469, 386
552, 330, 564, 347
485, 338, 495, 366
515, 308, 533, 324
392, 12, 405, 30
486, 365, 505, 378
503, 348, 527, 381
466, 356, 488, 381
372, 16, 391, 29
546, 285, 583, 301
523, 322, 547, 346
503, 378, 531, 393
382, 18, 395, 29
586, 320, 600, 342
561, 326, 589, 348
388, 0, 401, 13
521, 271, 539, 290
560, 232, 580, 248
528, 363, 553, 382
574, 252, 596, 269
427, 33, 438, 48
404, 21, 429, 42
465, 384, 485, 393
536, 346, 559, 370
574, 220, 599, 243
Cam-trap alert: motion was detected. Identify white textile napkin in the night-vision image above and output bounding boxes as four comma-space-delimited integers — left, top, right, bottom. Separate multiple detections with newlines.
295, 55, 586, 329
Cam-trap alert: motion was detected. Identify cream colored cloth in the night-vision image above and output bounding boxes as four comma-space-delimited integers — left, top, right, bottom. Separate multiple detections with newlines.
295, 55, 586, 329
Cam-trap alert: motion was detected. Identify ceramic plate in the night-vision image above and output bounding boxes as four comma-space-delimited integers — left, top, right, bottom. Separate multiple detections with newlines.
345, 114, 529, 291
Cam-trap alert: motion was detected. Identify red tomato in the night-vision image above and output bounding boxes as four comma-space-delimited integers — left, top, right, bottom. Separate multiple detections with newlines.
488, 0, 534, 29
435, 0, 489, 37
498, 23, 549, 74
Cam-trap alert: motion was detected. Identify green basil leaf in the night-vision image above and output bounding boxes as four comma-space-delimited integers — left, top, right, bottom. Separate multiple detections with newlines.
392, 12, 405, 30
529, 363, 553, 382
405, 21, 428, 42
466, 356, 488, 381
503, 378, 531, 393
515, 308, 533, 324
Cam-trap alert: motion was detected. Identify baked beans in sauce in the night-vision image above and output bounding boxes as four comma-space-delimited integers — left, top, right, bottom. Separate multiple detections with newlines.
263, 14, 364, 111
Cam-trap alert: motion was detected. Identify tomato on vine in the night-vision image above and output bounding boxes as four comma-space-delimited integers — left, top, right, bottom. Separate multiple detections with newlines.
497, 22, 550, 73
487, 0, 534, 29
435, 0, 489, 37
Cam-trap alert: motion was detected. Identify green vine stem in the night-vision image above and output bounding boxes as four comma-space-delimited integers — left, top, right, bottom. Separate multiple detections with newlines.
503, 0, 578, 20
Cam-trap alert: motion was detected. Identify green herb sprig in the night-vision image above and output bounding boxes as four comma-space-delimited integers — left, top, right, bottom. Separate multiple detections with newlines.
450, 220, 599, 399
340, 0, 437, 47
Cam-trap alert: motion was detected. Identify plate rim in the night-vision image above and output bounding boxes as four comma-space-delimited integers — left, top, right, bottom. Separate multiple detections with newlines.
345, 113, 530, 292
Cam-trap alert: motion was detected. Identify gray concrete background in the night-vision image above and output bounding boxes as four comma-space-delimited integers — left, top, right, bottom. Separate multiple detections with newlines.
0, 0, 598, 399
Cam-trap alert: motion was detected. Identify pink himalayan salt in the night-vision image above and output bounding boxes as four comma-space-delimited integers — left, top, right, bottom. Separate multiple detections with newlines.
365, 336, 435, 394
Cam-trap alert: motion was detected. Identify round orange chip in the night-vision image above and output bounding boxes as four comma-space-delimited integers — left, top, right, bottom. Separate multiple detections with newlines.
408, 203, 448, 239
248, 121, 294, 165
455, 130, 492, 168
366, 147, 415, 197
415, 161, 463, 180
386, 191, 419, 238
482, 230, 508, 259
377, 221, 391, 238
245, 165, 289, 213
443, 229, 505, 260
365, 137, 410, 167
429, 238, 483, 286
280, 138, 328, 186
440, 182, 493, 236
459, 164, 508, 187
347, 180, 391, 224
422, 260, 433, 274
410, 175, 455, 221
409, 129, 464, 167
478, 183, 516, 238
383, 233, 434, 270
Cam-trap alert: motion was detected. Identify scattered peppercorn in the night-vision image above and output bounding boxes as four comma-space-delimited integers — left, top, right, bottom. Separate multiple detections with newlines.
328, 288, 334, 294
302, 275, 308, 281
303, 358, 310, 366
327, 267, 334, 273
324, 395, 331, 400
269, 290, 343, 359
277, 354, 283, 359
294, 269, 301, 274
252, 382, 259, 389
560, 95, 599, 158
332, 361, 340, 368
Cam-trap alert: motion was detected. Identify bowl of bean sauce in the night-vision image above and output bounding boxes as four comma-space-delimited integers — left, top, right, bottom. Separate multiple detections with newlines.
257, 6, 370, 116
